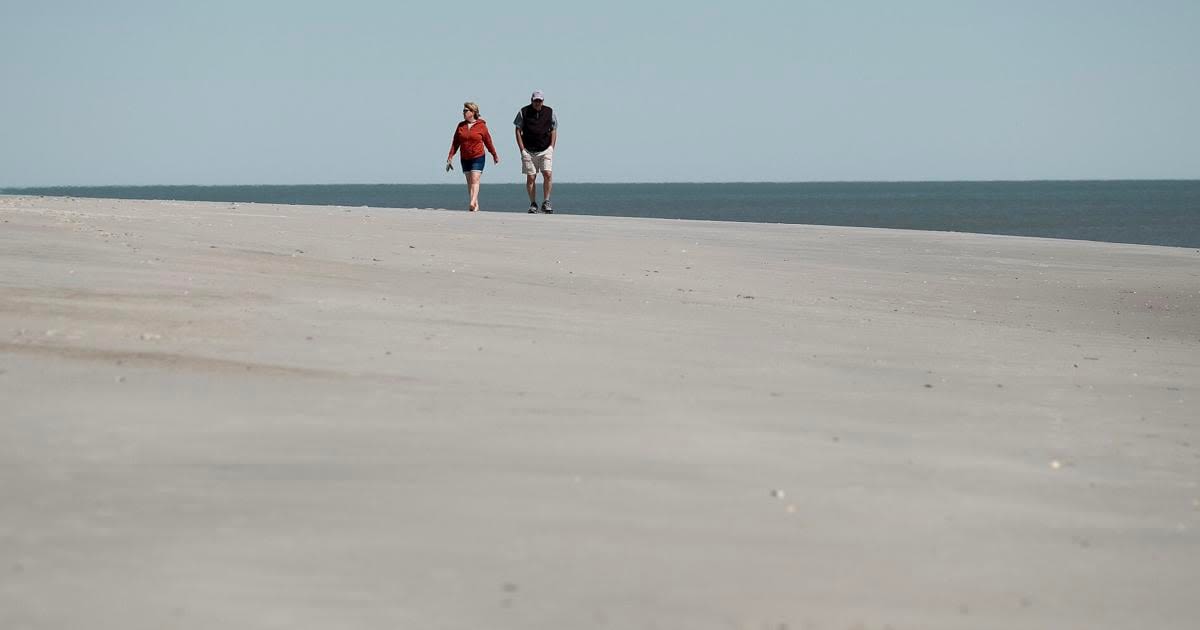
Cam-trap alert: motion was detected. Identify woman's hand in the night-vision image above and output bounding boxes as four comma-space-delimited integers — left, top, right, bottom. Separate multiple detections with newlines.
492, 155, 500, 165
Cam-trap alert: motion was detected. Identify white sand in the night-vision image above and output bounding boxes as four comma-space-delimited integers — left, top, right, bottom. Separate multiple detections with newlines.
2, 195, 1198, 629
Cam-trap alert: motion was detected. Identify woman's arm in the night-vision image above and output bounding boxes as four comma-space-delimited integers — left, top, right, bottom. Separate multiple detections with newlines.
447, 127, 460, 161
483, 127, 499, 162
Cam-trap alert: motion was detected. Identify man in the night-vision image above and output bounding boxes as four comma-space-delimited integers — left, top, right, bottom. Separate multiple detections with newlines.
514, 90, 557, 213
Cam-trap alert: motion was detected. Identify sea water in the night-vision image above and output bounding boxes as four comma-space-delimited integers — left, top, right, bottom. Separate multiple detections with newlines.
5, 180, 1198, 248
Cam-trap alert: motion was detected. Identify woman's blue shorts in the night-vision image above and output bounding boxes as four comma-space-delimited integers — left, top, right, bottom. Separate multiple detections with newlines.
461, 155, 485, 172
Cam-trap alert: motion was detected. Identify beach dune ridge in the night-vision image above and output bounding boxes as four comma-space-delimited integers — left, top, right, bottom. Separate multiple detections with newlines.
2, 195, 1198, 630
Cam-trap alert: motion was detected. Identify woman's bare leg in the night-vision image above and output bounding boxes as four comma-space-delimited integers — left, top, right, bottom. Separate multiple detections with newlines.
469, 171, 481, 211
463, 171, 473, 210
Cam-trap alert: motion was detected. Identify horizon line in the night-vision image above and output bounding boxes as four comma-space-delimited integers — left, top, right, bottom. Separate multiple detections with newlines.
5, 177, 1200, 190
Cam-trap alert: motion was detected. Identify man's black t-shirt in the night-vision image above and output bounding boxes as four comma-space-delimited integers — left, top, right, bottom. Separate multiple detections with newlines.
515, 104, 556, 153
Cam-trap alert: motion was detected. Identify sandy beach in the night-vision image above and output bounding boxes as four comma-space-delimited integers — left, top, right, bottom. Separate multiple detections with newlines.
2, 194, 1198, 629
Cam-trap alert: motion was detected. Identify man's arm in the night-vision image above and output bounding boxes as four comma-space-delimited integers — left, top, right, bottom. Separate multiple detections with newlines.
550, 110, 558, 150
513, 110, 527, 154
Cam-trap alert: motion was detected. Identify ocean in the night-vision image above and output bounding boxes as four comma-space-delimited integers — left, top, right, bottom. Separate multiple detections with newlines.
4, 180, 1198, 248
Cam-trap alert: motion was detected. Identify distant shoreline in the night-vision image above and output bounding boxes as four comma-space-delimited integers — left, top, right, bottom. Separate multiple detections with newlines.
5, 178, 1200, 190
4, 180, 1198, 249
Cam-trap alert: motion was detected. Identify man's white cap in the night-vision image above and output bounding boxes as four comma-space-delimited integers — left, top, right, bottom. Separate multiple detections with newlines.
531, 90, 545, 101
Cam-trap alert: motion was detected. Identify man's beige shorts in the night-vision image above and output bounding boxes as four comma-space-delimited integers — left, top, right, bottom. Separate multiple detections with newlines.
521, 147, 553, 175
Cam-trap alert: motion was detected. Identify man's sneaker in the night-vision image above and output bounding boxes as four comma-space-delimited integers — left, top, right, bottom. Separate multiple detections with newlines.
541, 200, 553, 214
528, 202, 538, 213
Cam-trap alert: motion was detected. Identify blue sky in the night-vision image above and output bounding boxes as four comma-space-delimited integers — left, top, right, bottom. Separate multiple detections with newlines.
2, 0, 1198, 185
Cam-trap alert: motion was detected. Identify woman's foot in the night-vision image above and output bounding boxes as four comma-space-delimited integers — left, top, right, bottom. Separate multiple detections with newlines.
469, 203, 478, 212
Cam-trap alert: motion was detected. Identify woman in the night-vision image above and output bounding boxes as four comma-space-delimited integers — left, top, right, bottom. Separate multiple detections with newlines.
446, 102, 499, 212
